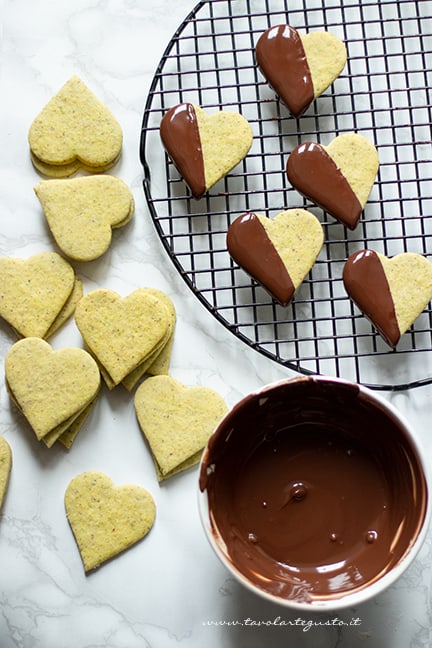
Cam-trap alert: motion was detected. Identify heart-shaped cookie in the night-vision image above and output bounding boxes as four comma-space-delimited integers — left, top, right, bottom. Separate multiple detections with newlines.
0, 251, 81, 339
227, 209, 323, 306
256, 25, 347, 117
160, 103, 253, 199
5, 337, 101, 444
286, 132, 379, 229
29, 76, 122, 177
343, 249, 432, 348
134, 375, 228, 481
74, 288, 172, 388
34, 176, 134, 261
0, 436, 12, 513
65, 471, 155, 572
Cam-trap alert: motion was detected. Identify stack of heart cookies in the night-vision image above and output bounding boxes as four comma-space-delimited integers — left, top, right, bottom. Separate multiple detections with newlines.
134, 375, 228, 481
0, 251, 82, 339
5, 337, 101, 448
74, 287, 176, 390
34, 175, 135, 262
28, 75, 122, 178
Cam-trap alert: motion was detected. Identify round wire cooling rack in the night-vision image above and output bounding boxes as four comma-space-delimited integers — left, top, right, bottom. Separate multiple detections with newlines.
140, 0, 432, 391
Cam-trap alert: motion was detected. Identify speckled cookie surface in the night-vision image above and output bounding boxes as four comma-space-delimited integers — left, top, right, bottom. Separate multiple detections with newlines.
0, 436, 12, 513
343, 250, 432, 347
227, 209, 323, 306
287, 132, 379, 229
134, 375, 228, 481
121, 289, 176, 391
34, 175, 134, 261
0, 252, 81, 339
5, 337, 101, 445
74, 288, 172, 388
65, 471, 156, 572
256, 25, 347, 117
160, 103, 253, 199
29, 76, 122, 177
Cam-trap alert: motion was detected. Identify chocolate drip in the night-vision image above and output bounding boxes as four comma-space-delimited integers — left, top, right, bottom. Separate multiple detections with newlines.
286, 142, 362, 229
227, 213, 295, 306
159, 103, 206, 199
255, 25, 314, 117
343, 249, 400, 347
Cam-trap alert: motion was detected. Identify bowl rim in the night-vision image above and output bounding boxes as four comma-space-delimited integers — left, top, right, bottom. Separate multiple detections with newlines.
197, 375, 431, 611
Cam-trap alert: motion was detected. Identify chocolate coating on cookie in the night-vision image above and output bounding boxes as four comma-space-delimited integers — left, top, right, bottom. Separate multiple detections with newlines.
287, 142, 362, 229
256, 25, 314, 118
227, 213, 295, 306
160, 103, 206, 199
343, 249, 400, 347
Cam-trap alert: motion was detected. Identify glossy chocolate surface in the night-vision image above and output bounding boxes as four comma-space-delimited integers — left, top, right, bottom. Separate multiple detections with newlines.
227, 213, 295, 306
159, 103, 206, 199
286, 142, 362, 229
200, 378, 427, 603
343, 249, 400, 348
255, 25, 314, 117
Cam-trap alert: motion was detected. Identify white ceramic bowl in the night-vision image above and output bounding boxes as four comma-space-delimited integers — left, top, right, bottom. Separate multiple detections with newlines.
198, 376, 430, 611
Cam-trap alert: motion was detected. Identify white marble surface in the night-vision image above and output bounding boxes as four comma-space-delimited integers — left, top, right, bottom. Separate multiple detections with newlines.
0, 1, 431, 646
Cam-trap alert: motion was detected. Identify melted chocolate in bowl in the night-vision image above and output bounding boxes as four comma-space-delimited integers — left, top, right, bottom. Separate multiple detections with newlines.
199, 378, 429, 608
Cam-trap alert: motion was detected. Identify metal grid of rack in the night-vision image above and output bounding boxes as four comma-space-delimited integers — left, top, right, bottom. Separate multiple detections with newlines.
140, 0, 432, 390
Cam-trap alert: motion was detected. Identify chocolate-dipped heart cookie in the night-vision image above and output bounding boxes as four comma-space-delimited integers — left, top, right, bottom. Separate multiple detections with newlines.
255, 25, 347, 117
227, 209, 324, 306
160, 103, 253, 199
287, 132, 379, 229
343, 249, 432, 348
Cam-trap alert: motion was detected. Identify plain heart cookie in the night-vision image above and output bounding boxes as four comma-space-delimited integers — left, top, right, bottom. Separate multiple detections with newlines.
34, 175, 134, 261
160, 103, 253, 199
0, 251, 82, 339
65, 471, 156, 572
343, 249, 432, 348
227, 209, 323, 306
287, 132, 379, 229
74, 288, 173, 388
0, 436, 12, 513
256, 24, 347, 117
5, 337, 101, 446
134, 375, 228, 481
29, 76, 122, 177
